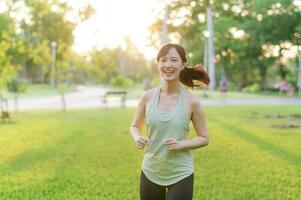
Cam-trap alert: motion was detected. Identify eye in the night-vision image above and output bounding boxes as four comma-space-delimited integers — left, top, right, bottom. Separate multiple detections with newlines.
171, 59, 178, 62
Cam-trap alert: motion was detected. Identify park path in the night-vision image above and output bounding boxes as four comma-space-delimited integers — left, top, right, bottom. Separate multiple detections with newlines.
6, 85, 301, 111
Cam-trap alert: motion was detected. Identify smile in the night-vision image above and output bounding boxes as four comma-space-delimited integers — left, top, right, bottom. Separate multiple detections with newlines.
163, 70, 175, 75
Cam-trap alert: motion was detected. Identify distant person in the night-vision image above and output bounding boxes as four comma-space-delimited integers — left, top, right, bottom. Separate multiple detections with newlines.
279, 79, 293, 96
219, 79, 228, 98
130, 43, 210, 200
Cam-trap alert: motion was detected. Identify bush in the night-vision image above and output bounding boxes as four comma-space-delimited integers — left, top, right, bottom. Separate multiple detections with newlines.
242, 83, 261, 93
110, 75, 134, 89
7, 76, 27, 93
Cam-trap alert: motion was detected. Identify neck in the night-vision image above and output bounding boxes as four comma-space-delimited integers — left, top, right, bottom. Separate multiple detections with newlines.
161, 81, 181, 94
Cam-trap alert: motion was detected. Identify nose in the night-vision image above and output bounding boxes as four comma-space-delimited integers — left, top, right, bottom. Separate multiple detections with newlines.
162, 60, 173, 68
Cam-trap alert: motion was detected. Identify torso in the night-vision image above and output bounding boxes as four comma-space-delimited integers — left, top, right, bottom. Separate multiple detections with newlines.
144, 87, 193, 121
142, 86, 195, 186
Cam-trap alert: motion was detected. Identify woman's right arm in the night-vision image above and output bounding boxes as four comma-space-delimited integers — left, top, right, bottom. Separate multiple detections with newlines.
130, 92, 149, 150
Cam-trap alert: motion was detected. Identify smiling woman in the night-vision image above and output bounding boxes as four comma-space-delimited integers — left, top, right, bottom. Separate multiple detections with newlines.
68, 0, 159, 59
130, 43, 210, 200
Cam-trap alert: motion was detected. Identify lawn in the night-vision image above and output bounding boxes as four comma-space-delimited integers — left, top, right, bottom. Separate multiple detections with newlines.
0, 106, 300, 199
116, 84, 295, 100
1, 84, 77, 99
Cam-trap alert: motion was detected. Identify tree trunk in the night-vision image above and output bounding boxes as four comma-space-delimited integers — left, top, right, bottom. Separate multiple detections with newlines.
0, 95, 3, 113
14, 93, 18, 113
259, 65, 268, 90
279, 63, 287, 79
59, 91, 66, 112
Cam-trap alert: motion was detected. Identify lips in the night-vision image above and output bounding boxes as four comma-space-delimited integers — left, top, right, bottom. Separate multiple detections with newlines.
163, 70, 175, 76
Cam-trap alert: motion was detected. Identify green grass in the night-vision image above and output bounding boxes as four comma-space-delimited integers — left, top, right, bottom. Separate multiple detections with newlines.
0, 106, 300, 199
1, 84, 77, 99
121, 84, 296, 100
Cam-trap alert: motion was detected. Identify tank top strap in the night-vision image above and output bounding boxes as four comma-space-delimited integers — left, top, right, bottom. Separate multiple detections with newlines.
153, 87, 161, 107
179, 86, 185, 107
146, 87, 161, 115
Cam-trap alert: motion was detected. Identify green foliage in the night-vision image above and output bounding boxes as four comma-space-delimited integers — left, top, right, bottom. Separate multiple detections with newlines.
0, 106, 300, 199
5, 0, 76, 83
88, 38, 154, 84
7, 76, 27, 93
110, 75, 134, 88
225, 80, 238, 91
0, 13, 21, 91
150, 0, 301, 90
89, 48, 119, 83
242, 83, 261, 93
0, 37, 16, 90
121, 37, 153, 82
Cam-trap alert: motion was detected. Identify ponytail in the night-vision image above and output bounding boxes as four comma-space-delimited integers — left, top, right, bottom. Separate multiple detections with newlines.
179, 64, 210, 88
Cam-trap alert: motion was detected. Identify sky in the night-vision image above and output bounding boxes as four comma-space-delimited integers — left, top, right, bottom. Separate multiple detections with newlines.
1, 0, 300, 59
65, 0, 162, 59
66, 0, 301, 59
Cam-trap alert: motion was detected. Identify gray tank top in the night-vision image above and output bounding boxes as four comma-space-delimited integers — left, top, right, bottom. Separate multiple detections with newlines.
142, 86, 194, 186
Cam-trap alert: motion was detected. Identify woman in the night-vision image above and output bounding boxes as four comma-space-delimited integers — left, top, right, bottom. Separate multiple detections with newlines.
130, 43, 210, 200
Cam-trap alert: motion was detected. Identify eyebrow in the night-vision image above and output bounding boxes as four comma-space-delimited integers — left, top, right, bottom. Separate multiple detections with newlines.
161, 56, 179, 59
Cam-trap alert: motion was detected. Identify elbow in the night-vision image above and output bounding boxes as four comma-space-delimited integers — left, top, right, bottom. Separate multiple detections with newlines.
205, 137, 209, 146
195, 135, 209, 149
201, 136, 209, 147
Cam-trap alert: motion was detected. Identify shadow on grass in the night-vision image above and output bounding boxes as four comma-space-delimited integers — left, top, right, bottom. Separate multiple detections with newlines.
0, 129, 85, 175
209, 117, 301, 167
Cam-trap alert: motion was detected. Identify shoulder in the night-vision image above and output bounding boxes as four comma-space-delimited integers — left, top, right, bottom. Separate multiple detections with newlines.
140, 87, 158, 103
183, 87, 203, 110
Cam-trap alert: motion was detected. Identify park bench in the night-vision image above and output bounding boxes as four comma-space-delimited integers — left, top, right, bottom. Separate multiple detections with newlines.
0, 97, 11, 123
102, 90, 127, 107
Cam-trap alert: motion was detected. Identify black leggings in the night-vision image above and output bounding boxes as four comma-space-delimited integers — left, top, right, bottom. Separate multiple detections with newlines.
140, 171, 194, 200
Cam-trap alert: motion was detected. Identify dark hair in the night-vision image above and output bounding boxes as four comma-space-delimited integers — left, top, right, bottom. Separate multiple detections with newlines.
156, 43, 210, 88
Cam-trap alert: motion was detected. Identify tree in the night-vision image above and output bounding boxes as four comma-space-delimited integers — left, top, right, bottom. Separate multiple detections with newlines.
89, 48, 119, 84
5, 0, 76, 84
0, 13, 18, 97
148, 0, 301, 90
0, 35, 16, 112
122, 37, 154, 82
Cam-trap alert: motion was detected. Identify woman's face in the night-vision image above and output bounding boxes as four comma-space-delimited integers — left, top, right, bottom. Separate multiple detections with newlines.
158, 47, 184, 82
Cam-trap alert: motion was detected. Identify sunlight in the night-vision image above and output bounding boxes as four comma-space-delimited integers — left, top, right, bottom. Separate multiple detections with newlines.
68, 0, 161, 60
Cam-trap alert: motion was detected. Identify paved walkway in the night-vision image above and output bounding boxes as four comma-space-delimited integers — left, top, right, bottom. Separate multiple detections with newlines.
5, 85, 301, 110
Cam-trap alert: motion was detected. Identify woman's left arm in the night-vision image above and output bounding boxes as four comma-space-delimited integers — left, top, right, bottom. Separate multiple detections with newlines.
165, 100, 209, 150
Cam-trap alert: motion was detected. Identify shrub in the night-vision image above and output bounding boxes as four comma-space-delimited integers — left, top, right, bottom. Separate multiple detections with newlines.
110, 75, 133, 89
242, 83, 261, 93
7, 76, 27, 93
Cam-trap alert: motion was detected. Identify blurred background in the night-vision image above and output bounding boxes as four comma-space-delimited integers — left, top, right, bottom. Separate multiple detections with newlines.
0, 0, 300, 110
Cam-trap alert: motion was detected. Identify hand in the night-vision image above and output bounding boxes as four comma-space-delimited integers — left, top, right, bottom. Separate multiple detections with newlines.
135, 136, 149, 150
164, 138, 185, 150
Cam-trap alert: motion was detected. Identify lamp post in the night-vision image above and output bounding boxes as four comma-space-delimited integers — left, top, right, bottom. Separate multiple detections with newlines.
206, 2, 216, 90
203, 30, 210, 70
298, 46, 301, 97
202, 30, 210, 96
50, 41, 57, 88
